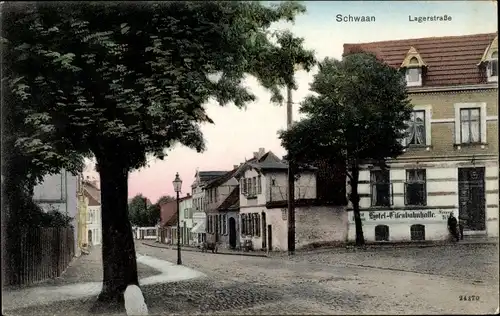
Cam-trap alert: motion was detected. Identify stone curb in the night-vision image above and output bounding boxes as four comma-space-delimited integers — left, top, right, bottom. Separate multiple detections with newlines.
140, 242, 269, 258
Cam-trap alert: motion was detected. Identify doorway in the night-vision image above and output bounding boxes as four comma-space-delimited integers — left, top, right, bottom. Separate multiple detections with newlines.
458, 167, 486, 231
228, 217, 237, 249
267, 225, 272, 251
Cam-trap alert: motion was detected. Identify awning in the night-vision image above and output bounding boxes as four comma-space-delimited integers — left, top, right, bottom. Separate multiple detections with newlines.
191, 221, 206, 234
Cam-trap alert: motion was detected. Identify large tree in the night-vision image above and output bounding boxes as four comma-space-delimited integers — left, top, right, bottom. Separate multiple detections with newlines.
2, 1, 315, 301
279, 53, 412, 246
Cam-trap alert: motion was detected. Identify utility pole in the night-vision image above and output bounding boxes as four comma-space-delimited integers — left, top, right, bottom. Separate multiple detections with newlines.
286, 85, 295, 256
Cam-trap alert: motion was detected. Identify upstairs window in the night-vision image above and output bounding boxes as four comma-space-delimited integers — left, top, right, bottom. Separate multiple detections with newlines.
405, 58, 422, 87
406, 110, 426, 145
487, 51, 498, 82
460, 108, 481, 144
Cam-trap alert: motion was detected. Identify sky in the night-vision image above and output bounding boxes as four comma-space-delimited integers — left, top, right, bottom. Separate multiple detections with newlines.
83, 1, 498, 203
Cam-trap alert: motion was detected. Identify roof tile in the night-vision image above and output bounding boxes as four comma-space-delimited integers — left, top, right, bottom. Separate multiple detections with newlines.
343, 32, 497, 87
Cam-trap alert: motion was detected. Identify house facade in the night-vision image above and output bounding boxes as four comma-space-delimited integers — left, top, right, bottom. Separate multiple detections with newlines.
159, 195, 192, 245
236, 149, 345, 251
33, 170, 79, 255
343, 32, 498, 242
83, 180, 102, 246
179, 194, 193, 245
204, 167, 241, 249
190, 170, 228, 245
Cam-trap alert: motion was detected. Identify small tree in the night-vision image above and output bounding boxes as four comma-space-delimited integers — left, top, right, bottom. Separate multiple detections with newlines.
279, 53, 412, 246
127, 194, 150, 226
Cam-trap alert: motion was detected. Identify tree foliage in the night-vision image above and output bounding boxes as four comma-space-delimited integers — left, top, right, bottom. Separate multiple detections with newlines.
2, 1, 316, 300
128, 194, 170, 227
279, 53, 412, 245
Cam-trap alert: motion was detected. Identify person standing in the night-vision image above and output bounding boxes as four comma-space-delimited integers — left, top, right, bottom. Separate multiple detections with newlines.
448, 213, 459, 242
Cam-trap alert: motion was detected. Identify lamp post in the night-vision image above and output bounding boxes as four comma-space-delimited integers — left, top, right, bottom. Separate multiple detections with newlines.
173, 172, 183, 265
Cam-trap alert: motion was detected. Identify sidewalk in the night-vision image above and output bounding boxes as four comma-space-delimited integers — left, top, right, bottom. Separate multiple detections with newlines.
2, 246, 161, 313
142, 237, 498, 259
141, 240, 269, 258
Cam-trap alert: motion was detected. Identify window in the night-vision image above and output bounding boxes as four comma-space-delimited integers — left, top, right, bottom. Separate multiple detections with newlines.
241, 178, 247, 194
241, 213, 261, 236
375, 225, 389, 241
406, 110, 426, 145
370, 170, 391, 207
241, 214, 246, 236
487, 51, 498, 81
410, 224, 426, 241
246, 178, 251, 195
222, 215, 227, 235
405, 169, 427, 206
256, 214, 261, 237
460, 108, 481, 144
257, 175, 262, 194
405, 62, 422, 86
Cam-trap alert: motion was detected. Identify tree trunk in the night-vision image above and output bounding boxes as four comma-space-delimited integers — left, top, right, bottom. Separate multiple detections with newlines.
97, 159, 139, 302
349, 164, 365, 246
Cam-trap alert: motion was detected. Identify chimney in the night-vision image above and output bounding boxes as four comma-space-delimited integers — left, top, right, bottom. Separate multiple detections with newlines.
253, 152, 259, 159
233, 165, 239, 169
258, 148, 265, 158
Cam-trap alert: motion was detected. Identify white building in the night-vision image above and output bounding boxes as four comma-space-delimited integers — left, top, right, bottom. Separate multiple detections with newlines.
33, 170, 78, 254
237, 149, 347, 251
344, 33, 499, 243
83, 180, 102, 246
179, 194, 193, 245
190, 170, 228, 245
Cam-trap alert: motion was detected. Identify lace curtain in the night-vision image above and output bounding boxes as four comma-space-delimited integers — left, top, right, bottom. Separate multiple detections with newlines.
461, 109, 480, 143
407, 111, 425, 145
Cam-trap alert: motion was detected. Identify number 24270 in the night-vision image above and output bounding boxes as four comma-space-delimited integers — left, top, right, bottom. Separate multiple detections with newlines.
459, 295, 480, 301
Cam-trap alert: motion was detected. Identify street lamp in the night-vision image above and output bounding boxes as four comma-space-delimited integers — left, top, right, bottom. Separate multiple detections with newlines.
173, 172, 183, 265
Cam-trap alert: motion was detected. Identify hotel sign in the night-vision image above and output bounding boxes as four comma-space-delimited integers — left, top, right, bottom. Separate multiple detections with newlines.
348, 209, 455, 223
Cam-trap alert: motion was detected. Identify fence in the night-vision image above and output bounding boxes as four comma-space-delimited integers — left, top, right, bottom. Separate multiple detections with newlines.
3, 227, 75, 287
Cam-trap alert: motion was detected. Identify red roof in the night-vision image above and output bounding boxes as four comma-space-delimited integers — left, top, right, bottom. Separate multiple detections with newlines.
343, 33, 497, 87
159, 195, 191, 227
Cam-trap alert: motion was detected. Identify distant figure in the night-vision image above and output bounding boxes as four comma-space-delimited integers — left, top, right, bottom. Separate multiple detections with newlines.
447, 213, 459, 242
124, 284, 149, 315
458, 215, 467, 241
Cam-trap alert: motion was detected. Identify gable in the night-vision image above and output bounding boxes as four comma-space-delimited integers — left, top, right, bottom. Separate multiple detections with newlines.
400, 47, 426, 68
478, 35, 498, 64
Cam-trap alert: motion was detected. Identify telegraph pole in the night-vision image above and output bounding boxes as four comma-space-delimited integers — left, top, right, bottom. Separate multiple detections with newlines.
286, 85, 295, 256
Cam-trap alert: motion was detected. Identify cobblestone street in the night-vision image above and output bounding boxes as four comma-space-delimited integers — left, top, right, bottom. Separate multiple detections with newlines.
4, 242, 498, 315
135, 242, 499, 315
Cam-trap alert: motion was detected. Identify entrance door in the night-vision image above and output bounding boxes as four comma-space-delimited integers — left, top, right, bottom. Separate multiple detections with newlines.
267, 225, 272, 251
458, 167, 486, 231
261, 212, 267, 250
228, 217, 237, 249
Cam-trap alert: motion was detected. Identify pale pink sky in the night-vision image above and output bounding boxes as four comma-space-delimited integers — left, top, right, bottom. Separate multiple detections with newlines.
83, 1, 497, 203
